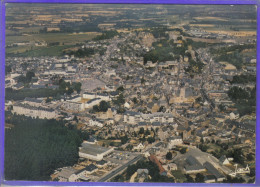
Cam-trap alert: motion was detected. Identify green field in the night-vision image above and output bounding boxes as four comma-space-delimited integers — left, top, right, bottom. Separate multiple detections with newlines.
6, 45, 74, 57
6, 32, 101, 57
6, 32, 100, 46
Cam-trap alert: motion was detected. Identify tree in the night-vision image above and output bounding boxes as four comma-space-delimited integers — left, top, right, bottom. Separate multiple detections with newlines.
166, 152, 172, 160
158, 106, 166, 112
145, 129, 150, 136
139, 127, 145, 134
120, 135, 128, 144
99, 101, 110, 112
147, 137, 155, 144
180, 147, 187, 154
247, 153, 254, 161
177, 36, 182, 40
141, 78, 145, 84
116, 86, 124, 92
185, 174, 194, 182
4, 114, 84, 181
72, 82, 82, 94
132, 97, 138, 104
5, 65, 12, 75
126, 144, 133, 151
195, 173, 204, 183
73, 115, 78, 123
26, 71, 35, 83
46, 97, 52, 103
113, 93, 125, 106
67, 87, 74, 95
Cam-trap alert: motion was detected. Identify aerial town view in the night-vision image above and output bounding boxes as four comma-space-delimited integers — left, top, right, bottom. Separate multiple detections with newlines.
4, 3, 256, 184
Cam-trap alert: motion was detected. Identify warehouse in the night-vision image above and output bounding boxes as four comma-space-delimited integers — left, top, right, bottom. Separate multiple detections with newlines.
79, 142, 114, 161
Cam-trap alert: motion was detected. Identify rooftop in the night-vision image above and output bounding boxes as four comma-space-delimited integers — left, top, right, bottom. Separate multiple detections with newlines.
80, 143, 112, 156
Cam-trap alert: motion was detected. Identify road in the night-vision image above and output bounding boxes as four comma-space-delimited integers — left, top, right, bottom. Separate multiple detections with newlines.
97, 154, 143, 182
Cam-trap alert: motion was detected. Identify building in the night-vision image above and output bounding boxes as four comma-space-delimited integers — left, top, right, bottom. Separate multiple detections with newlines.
23, 97, 43, 107
184, 156, 206, 174
203, 162, 225, 182
204, 175, 216, 183
219, 155, 230, 165
123, 111, 174, 125
79, 142, 114, 161
56, 167, 78, 182
149, 155, 167, 176
137, 169, 149, 179
84, 164, 98, 174
96, 160, 108, 168
168, 136, 183, 148
89, 119, 103, 128
133, 143, 145, 151
12, 103, 58, 119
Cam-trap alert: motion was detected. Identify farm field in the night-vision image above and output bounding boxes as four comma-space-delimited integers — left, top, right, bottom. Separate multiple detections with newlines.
6, 32, 100, 46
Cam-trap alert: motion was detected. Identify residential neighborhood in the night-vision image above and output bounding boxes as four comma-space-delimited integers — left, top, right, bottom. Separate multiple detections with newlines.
4, 3, 256, 184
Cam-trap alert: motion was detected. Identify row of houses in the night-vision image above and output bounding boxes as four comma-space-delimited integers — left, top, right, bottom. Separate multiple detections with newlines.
12, 103, 58, 119
123, 111, 174, 125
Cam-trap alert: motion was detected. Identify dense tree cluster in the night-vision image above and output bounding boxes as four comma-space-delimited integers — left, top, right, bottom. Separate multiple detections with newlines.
124, 160, 175, 182
93, 30, 119, 41
4, 113, 87, 181
5, 88, 60, 101
185, 59, 204, 75
228, 86, 256, 116
210, 44, 256, 70
17, 71, 36, 84
66, 48, 95, 58
59, 79, 82, 94
166, 152, 173, 160
92, 100, 111, 112
230, 74, 256, 84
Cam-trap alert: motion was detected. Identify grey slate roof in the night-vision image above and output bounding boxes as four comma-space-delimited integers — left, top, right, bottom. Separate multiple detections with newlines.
203, 161, 225, 179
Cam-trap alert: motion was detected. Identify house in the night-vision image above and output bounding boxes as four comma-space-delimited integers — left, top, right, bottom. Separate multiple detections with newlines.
12, 82, 24, 90
12, 103, 58, 119
89, 119, 103, 128
85, 164, 98, 174
133, 143, 145, 151
96, 160, 108, 168
167, 163, 178, 171
57, 167, 78, 182
168, 136, 183, 149
23, 97, 43, 107
136, 169, 149, 179
219, 155, 230, 165
86, 136, 97, 144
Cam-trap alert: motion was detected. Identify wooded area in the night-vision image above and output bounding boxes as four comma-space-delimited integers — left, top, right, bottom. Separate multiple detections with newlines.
4, 113, 88, 180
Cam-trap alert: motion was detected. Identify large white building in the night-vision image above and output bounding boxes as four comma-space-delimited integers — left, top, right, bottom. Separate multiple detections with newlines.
12, 103, 58, 119
124, 111, 174, 125
168, 136, 183, 148
62, 94, 109, 112
79, 142, 114, 161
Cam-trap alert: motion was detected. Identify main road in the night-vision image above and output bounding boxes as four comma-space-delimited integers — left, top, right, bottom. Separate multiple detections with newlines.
97, 154, 143, 182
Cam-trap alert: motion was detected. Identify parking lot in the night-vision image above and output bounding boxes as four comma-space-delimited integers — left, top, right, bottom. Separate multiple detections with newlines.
105, 150, 138, 165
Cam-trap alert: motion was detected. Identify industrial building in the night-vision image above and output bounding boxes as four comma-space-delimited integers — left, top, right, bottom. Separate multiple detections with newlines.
79, 142, 114, 161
